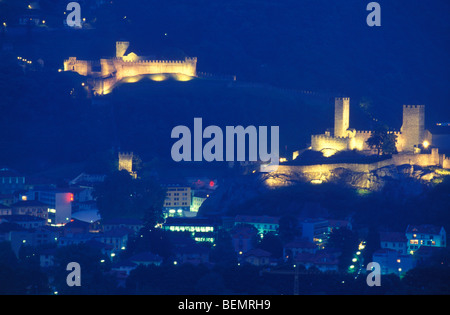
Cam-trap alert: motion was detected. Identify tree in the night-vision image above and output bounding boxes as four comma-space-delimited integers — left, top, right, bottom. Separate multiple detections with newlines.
257, 232, 283, 258
326, 228, 359, 271
93, 170, 165, 221
366, 126, 398, 155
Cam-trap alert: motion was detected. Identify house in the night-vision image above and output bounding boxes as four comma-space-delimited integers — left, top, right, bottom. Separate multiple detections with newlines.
175, 243, 210, 265
63, 219, 92, 236
380, 232, 408, 255
57, 233, 97, 247
11, 200, 49, 221
283, 239, 317, 260
294, 250, 340, 273
9, 226, 58, 257
129, 252, 163, 267
372, 248, 416, 276
405, 225, 446, 254
328, 219, 352, 232
102, 217, 144, 234
242, 249, 274, 267
230, 224, 258, 254
0, 168, 25, 194
0, 203, 11, 216
98, 228, 131, 251
2, 215, 47, 230
234, 215, 279, 235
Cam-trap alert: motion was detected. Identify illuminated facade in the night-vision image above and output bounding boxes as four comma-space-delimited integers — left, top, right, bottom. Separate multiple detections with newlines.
163, 184, 191, 217
25, 190, 73, 226
118, 152, 137, 179
309, 98, 436, 156
405, 224, 446, 255
162, 217, 216, 243
64, 41, 198, 95
11, 200, 49, 221
234, 215, 279, 236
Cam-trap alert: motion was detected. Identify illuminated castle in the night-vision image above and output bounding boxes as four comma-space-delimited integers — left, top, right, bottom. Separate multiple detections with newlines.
118, 152, 137, 179
310, 98, 432, 157
64, 41, 198, 95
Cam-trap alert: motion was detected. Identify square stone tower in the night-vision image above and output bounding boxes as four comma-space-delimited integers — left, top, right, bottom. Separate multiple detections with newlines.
334, 97, 350, 138
118, 152, 136, 178
116, 41, 130, 58
400, 105, 425, 152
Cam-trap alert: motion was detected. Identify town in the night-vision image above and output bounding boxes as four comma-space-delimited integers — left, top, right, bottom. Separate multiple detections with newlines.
0, 0, 449, 297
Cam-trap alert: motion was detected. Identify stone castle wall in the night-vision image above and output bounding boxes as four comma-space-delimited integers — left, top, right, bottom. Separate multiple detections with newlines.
63, 42, 198, 95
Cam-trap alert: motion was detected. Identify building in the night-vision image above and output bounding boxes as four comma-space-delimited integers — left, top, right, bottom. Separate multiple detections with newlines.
405, 225, 446, 254
0, 203, 11, 216
162, 184, 192, 217
118, 152, 137, 179
242, 249, 274, 267
372, 248, 416, 276
162, 217, 216, 243
174, 243, 210, 265
283, 239, 317, 260
8, 226, 59, 257
25, 190, 73, 226
234, 215, 279, 236
309, 98, 443, 157
300, 218, 329, 246
129, 252, 163, 267
230, 225, 258, 254
1, 215, 47, 230
379, 232, 408, 255
0, 168, 26, 194
10, 200, 49, 221
190, 191, 209, 213
98, 228, 131, 251
64, 41, 197, 95
102, 218, 144, 234
293, 250, 340, 273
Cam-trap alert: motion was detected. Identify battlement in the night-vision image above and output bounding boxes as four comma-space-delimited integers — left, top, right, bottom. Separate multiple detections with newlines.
118, 152, 134, 158
403, 105, 425, 109
311, 134, 348, 141
355, 130, 372, 134
336, 97, 350, 101
64, 58, 91, 64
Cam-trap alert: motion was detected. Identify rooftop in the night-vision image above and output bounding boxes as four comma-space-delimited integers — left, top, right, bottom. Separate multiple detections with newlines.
380, 231, 407, 243
406, 224, 444, 235
11, 200, 48, 208
234, 215, 280, 225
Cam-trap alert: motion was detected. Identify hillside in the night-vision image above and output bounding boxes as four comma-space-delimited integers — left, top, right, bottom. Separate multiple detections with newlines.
0, 0, 448, 175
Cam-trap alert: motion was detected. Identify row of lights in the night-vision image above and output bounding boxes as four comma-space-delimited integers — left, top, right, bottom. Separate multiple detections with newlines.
17, 56, 32, 64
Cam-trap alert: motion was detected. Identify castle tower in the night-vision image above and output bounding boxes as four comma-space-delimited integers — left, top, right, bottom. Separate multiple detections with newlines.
116, 41, 130, 58
118, 152, 136, 178
400, 105, 425, 152
334, 97, 350, 138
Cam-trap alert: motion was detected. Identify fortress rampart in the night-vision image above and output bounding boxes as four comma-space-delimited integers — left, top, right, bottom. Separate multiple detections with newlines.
63, 42, 198, 95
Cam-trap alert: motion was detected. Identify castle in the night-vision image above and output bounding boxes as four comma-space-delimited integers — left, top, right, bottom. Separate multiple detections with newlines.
118, 152, 137, 179
64, 41, 198, 95
310, 98, 433, 156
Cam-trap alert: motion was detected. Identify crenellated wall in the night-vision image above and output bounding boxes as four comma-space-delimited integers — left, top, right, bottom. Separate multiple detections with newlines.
311, 134, 350, 152
63, 42, 198, 95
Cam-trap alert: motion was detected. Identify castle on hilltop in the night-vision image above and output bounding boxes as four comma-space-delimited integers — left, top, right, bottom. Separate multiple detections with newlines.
64, 41, 198, 95
310, 98, 432, 156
